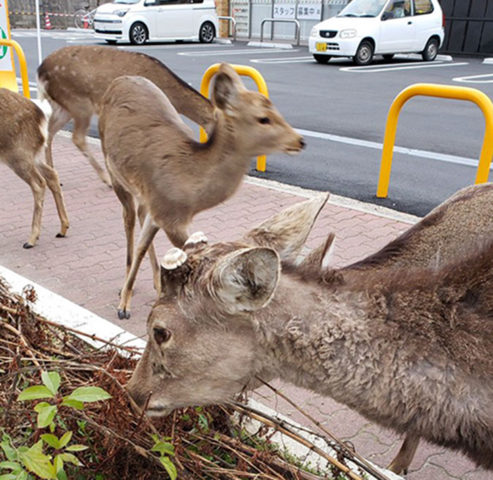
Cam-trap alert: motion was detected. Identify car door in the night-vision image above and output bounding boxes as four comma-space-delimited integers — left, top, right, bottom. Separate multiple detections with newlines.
155, 0, 192, 39
378, 0, 416, 53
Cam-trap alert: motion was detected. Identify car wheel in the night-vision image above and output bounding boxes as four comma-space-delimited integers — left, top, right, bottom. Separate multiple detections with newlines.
383, 54, 394, 61
422, 37, 439, 61
129, 22, 148, 45
199, 22, 215, 43
313, 54, 331, 64
105, 39, 117, 45
354, 40, 374, 66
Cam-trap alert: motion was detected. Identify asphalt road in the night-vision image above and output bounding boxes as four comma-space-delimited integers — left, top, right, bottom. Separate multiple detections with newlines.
11, 29, 493, 216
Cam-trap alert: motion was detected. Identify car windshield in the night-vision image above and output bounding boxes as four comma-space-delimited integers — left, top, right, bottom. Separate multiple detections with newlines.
337, 0, 387, 17
113, 0, 139, 4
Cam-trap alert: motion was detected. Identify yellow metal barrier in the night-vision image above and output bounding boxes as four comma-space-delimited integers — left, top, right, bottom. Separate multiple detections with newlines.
0, 39, 30, 98
200, 63, 269, 172
376, 83, 493, 198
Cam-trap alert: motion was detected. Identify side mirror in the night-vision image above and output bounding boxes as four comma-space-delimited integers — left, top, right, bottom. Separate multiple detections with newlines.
381, 11, 392, 20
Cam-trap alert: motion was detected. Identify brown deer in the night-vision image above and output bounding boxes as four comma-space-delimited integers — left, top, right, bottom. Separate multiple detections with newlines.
0, 88, 69, 248
36, 45, 216, 186
126, 189, 493, 474
99, 63, 305, 319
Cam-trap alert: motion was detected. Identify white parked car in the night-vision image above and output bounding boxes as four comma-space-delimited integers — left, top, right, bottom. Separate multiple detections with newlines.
309, 0, 445, 65
93, 0, 219, 45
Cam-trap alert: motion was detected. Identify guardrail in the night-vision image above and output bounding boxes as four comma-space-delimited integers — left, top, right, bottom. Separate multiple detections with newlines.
0, 39, 30, 98
376, 83, 493, 198
260, 18, 300, 46
199, 63, 269, 172
218, 16, 237, 41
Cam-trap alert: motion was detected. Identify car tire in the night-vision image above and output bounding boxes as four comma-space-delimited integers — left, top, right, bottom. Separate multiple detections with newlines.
422, 37, 439, 61
105, 39, 117, 45
354, 40, 374, 66
129, 22, 148, 45
383, 54, 394, 61
199, 22, 215, 43
313, 54, 331, 64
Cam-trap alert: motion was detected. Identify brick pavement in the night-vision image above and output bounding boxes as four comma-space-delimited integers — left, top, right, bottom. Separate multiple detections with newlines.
0, 134, 489, 480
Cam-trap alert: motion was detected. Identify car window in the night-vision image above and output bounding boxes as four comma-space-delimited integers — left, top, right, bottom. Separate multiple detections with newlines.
337, 0, 387, 18
157, 0, 189, 4
384, 0, 411, 18
413, 0, 433, 15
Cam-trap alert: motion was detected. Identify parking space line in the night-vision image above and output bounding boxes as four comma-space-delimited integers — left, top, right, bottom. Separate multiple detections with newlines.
251, 56, 314, 64
453, 73, 493, 84
178, 48, 299, 56
340, 61, 469, 73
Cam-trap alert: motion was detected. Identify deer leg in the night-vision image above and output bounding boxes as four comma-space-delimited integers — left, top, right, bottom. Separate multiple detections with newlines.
113, 183, 136, 279
45, 104, 71, 168
72, 115, 112, 187
37, 161, 70, 238
118, 213, 159, 319
137, 204, 160, 292
387, 434, 420, 475
9, 157, 46, 248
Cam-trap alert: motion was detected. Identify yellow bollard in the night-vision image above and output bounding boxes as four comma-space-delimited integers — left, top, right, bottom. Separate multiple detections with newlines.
199, 63, 269, 172
376, 83, 493, 198
0, 39, 30, 98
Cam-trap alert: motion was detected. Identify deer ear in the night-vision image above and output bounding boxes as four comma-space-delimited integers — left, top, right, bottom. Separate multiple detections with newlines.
243, 195, 329, 262
212, 63, 245, 112
212, 247, 280, 314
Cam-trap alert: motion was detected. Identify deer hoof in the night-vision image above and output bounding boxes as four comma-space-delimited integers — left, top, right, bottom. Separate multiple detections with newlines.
23, 242, 34, 249
118, 309, 131, 320
55, 233, 66, 238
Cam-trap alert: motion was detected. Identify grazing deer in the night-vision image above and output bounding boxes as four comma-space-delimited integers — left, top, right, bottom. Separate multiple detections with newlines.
36, 45, 215, 186
0, 89, 69, 248
99, 64, 305, 319
126, 191, 493, 474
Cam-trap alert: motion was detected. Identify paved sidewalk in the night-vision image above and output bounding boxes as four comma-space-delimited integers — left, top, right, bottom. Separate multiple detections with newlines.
0, 134, 488, 480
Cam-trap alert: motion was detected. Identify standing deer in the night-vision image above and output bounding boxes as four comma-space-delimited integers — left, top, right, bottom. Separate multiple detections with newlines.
99, 64, 305, 319
37, 45, 215, 186
126, 190, 493, 474
0, 89, 69, 248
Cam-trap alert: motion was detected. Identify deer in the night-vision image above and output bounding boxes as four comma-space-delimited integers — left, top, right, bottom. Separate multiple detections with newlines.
126, 188, 493, 475
98, 63, 305, 320
36, 45, 216, 186
0, 88, 69, 249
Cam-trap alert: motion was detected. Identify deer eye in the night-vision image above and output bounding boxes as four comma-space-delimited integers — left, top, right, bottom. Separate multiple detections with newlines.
258, 117, 270, 125
153, 327, 172, 345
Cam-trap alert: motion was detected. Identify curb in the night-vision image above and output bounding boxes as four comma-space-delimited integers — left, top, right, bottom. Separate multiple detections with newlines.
247, 40, 294, 49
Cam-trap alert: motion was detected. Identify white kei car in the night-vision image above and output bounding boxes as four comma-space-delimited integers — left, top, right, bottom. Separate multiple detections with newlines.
309, 0, 445, 65
93, 0, 219, 45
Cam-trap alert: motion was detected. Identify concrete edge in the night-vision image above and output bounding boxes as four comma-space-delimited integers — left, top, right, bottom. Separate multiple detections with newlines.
69, 131, 419, 226
483, 58, 493, 65
247, 40, 294, 49
0, 263, 402, 480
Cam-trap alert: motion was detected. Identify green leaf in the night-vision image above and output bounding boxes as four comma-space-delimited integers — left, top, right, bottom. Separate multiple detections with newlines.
57, 433, 72, 450
36, 405, 57, 429
56, 470, 67, 480
159, 456, 177, 480
0, 462, 21, 471
40, 435, 60, 450
17, 386, 54, 402
18, 442, 56, 480
41, 372, 60, 396
0, 474, 17, 480
60, 398, 84, 411
53, 456, 63, 473
17, 471, 28, 480
0, 436, 17, 462
64, 445, 87, 453
151, 441, 174, 457
57, 454, 81, 467
65, 387, 111, 403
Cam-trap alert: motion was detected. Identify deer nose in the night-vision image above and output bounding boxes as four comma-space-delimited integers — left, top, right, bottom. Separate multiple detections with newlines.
299, 138, 306, 150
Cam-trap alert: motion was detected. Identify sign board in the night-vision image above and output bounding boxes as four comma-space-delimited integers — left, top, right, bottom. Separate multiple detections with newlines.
297, 3, 322, 20
0, 0, 17, 92
273, 3, 296, 19
232, 0, 250, 37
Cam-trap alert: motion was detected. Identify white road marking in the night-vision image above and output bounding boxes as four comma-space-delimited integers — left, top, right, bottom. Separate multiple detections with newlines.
178, 48, 299, 56
453, 73, 493, 84
118, 42, 228, 50
340, 61, 469, 73
251, 56, 314, 64
295, 128, 483, 169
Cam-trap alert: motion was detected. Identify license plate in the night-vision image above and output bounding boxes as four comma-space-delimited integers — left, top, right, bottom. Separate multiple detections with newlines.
316, 42, 327, 52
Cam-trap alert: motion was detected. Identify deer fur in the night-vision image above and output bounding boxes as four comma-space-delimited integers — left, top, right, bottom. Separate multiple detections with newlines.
0, 88, 69, 248
99, 64, 305, 319
127, 189, 493, 474
36, 45, 215, 186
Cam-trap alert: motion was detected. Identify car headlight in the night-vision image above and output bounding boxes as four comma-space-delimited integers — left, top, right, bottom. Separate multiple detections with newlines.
115, 9, 129, 17
340, 29, 357, 39
310, 26, 319, 38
